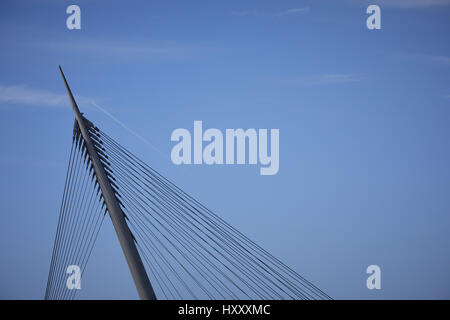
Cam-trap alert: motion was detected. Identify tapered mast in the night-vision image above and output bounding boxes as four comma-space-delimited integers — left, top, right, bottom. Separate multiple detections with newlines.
58, 65, 156, 300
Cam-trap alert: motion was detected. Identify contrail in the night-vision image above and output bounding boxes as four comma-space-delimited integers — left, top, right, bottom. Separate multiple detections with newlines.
90, 100, 166, 158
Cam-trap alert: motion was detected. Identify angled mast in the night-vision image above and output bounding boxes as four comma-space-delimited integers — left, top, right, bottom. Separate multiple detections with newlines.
58, 65, 156, 300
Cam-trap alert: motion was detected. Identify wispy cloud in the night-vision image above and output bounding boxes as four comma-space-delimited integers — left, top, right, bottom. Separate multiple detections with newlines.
0, 83, 167, 157
396, 53, 450, 66
232, 9, 259, 17
41, 38, 216, 60
287, 74, 364, 86
232, 7, 309, 17
47, 39, 169, 57
0, 84, 92, 108
275, 7, 310, 16
372, 0, 450, 7
431, 55, 450, 66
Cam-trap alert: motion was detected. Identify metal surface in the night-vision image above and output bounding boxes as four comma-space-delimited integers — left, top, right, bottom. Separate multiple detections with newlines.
58, 65, 157, 300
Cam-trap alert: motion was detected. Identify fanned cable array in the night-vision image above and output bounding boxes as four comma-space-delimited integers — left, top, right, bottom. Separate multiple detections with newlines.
45, 119, 107, 300
45, 115, 331, 300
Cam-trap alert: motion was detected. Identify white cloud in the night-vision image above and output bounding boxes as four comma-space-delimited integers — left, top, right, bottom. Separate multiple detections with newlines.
275, 7, 310, 16
432, 55, 450, 65
271, 73, 364, 86
40, 38, 215, 60
232, 10, 259, 16
0, 84, 93, 108
373, 0, 450, 7
394, 52, 450, 66
295, 74, 364, 85
232, 7, 310, 17
49, 39, 170, 57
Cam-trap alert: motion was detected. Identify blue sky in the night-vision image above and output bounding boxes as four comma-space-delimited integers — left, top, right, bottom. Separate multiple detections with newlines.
0, 0, 449, 299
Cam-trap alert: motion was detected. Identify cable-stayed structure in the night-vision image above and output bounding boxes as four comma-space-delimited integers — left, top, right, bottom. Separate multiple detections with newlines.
45, 121, 107, 300
45, 66, 331, 300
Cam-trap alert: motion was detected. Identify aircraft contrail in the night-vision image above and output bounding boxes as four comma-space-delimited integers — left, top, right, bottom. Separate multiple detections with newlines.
90, 100, 166, 159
